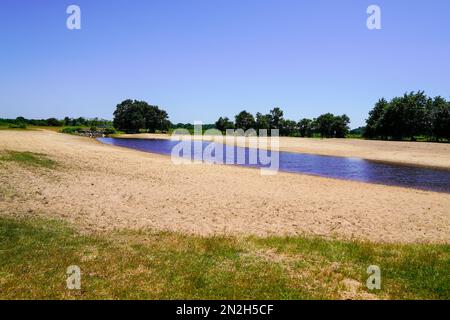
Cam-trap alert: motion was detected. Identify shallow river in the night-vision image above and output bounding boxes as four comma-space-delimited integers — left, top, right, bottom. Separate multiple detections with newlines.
98, 138, 450, 193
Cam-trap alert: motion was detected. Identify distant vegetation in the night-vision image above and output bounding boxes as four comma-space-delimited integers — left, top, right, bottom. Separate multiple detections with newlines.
364, 91, 450, 142
170, 123, 216, 134
0, 116, 113, 129
0, 116, 116, 136
2, 91, 448, 141
216, 108, 350, 138
213, 92, 449, 141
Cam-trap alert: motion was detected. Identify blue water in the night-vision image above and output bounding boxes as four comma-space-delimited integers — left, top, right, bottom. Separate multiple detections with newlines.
98, 138, 450, 193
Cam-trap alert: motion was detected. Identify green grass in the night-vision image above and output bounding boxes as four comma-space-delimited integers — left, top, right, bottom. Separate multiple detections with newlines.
0, 126, 29, 131
346, 134, 364, 139
0, 216, 448, 300
0, 125, 62, 132
0, 151, 56, 169
255, 236, 450, 300
60, 126, 85, 134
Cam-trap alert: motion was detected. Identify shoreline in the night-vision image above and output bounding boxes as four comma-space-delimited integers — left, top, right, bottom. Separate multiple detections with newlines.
113, 133, 450, 171
1, 130, 449, 244
96, 136, 450, 194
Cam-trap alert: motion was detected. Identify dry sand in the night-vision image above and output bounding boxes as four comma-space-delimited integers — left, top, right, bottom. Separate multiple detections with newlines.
121, 133, 450, 170
1, 130, 449, 243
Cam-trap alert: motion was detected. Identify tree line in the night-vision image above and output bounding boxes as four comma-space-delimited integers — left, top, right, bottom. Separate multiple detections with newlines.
5, 93, 448, 142
215, 108, 350, 138
0, 116, 112, 128
364, 91, 450, 141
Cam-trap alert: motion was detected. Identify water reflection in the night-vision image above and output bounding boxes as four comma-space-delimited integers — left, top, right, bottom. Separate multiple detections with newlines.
98, 138, 450, 193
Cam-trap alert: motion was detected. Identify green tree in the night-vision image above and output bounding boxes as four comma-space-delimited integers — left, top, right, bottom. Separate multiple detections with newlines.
142, 106, 170, 133
332, 114, 350, 138
15, 116, 27, 124
364, 98, 388, 138
255, 112, 270, 132
402, 91, 428, 139
315, 113, 335, 138
364, 92, 433, 140
75, 117, 87, 126
383, 92, 428, 140
234, 110, 255, 131
429, 96, 450, 141
46, 118, 62, 126
269, 107, 284, 130
113, 100, 145, 133
280, 119, 298, 136
113, 99, 170, 133
298, 118, 313, 137
215, 117, 234, 132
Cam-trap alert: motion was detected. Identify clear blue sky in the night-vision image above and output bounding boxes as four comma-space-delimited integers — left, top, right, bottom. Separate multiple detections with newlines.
0, 0, 449, 128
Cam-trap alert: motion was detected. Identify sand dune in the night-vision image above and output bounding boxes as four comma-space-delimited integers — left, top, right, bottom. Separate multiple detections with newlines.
0, 130, 449, 243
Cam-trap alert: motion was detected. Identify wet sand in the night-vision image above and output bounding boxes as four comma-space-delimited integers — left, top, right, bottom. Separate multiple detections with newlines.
1, 130, 449, 243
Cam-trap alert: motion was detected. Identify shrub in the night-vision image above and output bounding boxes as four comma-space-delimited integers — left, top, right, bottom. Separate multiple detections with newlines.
103, 127, 117, 135
61, 126, 83, 134
8, 122, 27, 129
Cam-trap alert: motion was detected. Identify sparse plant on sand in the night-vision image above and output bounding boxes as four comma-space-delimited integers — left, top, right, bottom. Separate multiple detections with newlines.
0, 151, 56, 169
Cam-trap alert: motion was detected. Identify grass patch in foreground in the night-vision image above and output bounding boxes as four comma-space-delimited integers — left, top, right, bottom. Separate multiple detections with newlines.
0, 151, 56, 169
0, 217, 448, 300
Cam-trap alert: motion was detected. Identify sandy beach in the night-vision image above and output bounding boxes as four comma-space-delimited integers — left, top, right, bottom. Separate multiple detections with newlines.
1, 130, 449, 243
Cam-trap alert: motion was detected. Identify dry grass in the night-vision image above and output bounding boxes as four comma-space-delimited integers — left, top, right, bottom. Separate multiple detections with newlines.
0, 216, 448, 300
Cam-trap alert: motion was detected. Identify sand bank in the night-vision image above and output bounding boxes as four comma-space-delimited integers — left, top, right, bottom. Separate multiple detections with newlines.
1, 130, 449, 243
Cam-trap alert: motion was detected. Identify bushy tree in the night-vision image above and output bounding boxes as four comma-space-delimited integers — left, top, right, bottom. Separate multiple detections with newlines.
46, 118, 62, 126
332, 114, 350, 138
280, 119, 298, 136
314, 113, 335, 138
364, 98, 388, 138
298, 118, 313, 137
429, 96, 450, 141
234, 110, 255, 131
15, 116, 27, 124
269, 107, 284, 130
113, 99, 170, 133
364, 91, 449, 141
399, 91, 428, 139
255, 112, 270, 131
215, 117, 234, 132
142, 106, 170, 133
